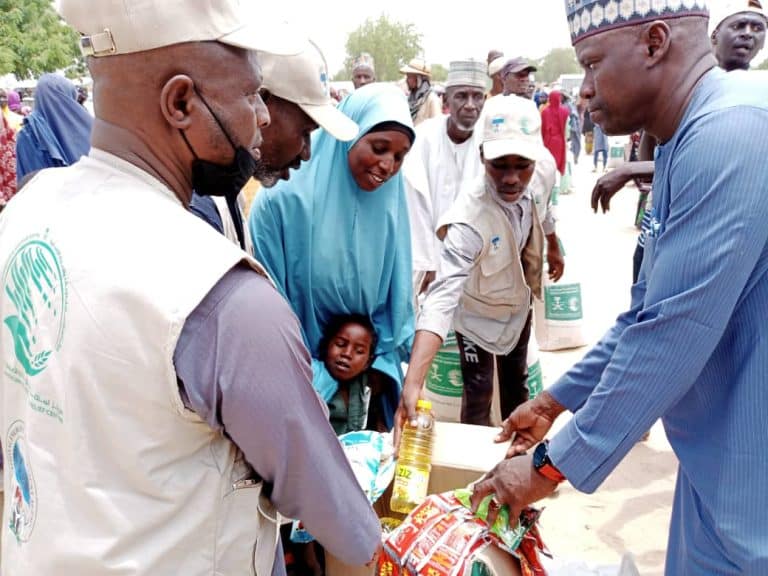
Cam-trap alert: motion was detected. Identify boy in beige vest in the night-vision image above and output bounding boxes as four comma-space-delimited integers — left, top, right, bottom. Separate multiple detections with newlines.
396, 96, 547, 436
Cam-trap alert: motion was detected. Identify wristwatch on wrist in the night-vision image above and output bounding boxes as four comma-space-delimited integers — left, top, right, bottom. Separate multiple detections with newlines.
533, 441, 566, 483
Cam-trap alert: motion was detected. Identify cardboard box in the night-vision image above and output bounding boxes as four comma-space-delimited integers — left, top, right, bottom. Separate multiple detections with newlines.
475, 543, 524, 576
326, 423, 510, 576
428, 421, 508, 495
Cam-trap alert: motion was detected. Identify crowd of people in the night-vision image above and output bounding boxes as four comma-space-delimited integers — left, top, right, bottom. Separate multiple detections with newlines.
0, 0, 767, 574
0, 76, 92, 207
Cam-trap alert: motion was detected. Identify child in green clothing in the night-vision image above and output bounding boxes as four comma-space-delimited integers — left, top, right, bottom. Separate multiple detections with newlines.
293, 316, 379, 575
318, 314, 378, 435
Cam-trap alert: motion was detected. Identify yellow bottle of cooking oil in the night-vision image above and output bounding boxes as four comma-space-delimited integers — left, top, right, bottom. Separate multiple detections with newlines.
390, 399, 434, 514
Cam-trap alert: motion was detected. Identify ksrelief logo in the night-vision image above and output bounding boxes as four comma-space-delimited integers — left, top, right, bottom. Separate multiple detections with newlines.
7, 420, 37, 543
520, 116, 532, 135
3, 237, 67, 377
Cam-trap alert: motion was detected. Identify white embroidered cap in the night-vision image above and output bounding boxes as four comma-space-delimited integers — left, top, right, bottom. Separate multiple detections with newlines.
565, 0, 709, 45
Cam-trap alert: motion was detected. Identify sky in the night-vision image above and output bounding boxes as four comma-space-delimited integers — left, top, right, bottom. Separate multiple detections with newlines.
49, 0, 767, 75
274, 0, 575, 73
277, 0, 768, 74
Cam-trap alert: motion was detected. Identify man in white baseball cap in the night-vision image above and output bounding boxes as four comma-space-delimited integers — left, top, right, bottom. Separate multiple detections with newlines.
256, 40, 359, 185
397, 95, 547, 444
0, 1, 381, 575
190, 40, 360, 251
709, 0, 767, 70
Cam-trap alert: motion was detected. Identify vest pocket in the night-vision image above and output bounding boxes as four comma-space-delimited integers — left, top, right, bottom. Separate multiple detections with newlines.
476, 260, 527, 307
215, 479, 278, 576
461, 292, 520, 319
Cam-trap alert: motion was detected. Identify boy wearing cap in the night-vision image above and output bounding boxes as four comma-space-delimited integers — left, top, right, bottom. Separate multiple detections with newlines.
190, 40, 359, 253
486, 92, 564, 285
397, 96, 545, 430
403, 59, 488, 300
0, 1, 380, 574
479, 1, 768, 573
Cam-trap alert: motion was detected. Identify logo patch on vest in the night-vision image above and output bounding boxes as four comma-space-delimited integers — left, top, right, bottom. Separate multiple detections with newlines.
2, 235, 67, 424
2, 236, 68, 377
490, 235, 502, 252
6, 420, 38, 543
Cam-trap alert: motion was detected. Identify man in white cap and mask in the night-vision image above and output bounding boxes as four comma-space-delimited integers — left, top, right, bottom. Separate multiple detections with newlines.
190, 39, 359, 253
479, 0, 768, 573
0, 1, 380, 574
403, 59, 487, 299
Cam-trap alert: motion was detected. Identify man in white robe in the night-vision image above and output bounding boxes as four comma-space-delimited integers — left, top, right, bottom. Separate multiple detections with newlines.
404, 59, 488, 299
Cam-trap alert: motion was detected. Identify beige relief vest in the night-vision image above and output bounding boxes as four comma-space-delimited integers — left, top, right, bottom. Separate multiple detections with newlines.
437, 179, 543, 355
0, 151, 280, 575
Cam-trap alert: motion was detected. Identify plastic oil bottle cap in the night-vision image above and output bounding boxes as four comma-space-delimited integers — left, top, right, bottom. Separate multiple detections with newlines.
416, 399, 432, 411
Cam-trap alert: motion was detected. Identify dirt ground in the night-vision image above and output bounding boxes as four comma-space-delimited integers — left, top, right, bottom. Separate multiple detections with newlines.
534, 153, 676, 576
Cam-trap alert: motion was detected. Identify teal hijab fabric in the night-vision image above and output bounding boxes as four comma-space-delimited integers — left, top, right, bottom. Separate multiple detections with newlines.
249, 83, 416, 427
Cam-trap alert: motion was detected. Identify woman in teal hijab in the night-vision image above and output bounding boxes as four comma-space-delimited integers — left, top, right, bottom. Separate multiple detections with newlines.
249, 83, 416, 429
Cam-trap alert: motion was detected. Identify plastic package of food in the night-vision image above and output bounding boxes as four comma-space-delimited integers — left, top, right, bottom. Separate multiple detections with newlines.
379, 491, 548, 576
338, 430, 396, 504
291, 430, 395, 543
453, 488, 541, 550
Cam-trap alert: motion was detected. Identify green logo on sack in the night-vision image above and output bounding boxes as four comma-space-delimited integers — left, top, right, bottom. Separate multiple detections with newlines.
426, 350, 463, 397
3, 238, 67, 377
527, 360, 543, 399
544, 283, 582, 321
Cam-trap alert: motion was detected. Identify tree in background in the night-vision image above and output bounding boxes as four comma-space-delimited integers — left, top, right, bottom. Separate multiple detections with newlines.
430, 63, 448, 83
535, 47, 581, 84
339, 15, 423, 82
0, 0, 81, 79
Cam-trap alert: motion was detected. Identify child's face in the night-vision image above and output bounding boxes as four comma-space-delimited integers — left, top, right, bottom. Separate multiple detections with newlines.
325, 323, 373, 382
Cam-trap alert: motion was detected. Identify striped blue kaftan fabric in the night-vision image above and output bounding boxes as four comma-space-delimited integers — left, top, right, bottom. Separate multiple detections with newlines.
548, 67, 768, 574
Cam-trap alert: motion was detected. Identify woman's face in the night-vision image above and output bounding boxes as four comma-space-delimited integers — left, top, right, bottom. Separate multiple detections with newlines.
348, 129, 411, 192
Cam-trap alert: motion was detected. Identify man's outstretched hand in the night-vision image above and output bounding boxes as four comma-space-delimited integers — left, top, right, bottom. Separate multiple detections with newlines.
496, 391, 566, 458
591, 164, 633, 214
